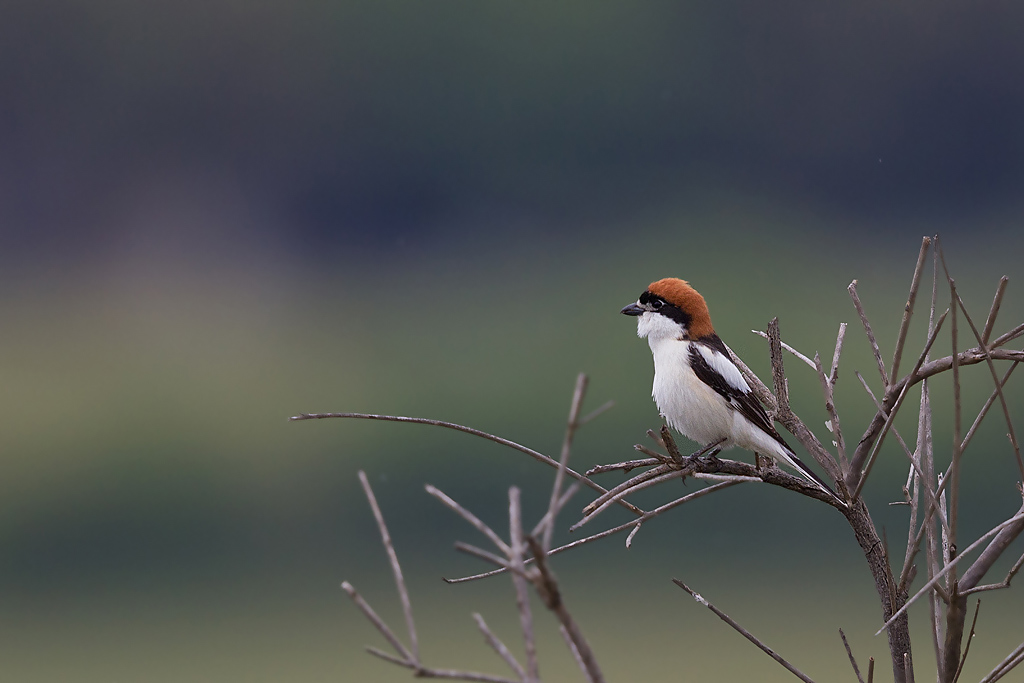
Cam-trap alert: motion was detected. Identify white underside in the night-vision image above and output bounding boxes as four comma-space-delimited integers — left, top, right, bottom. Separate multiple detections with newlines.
639, 314, 791, 462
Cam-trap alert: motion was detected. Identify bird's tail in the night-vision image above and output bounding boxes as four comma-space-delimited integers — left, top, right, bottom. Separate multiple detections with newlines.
775, 448, 847, 508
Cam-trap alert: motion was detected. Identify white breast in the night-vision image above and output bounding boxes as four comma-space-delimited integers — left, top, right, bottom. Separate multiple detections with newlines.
648, 337, 736, 446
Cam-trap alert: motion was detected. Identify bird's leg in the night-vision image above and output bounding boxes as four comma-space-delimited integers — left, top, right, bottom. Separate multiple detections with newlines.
755, 453, 763, 473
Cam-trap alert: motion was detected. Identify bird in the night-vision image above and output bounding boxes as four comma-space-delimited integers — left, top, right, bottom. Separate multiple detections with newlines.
621, 277, 845, 506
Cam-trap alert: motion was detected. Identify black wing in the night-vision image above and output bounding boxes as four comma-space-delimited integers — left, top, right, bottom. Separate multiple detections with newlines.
687, 336, 792, 455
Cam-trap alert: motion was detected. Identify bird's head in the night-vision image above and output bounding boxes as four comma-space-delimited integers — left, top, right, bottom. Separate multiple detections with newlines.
621, 278, 715, 341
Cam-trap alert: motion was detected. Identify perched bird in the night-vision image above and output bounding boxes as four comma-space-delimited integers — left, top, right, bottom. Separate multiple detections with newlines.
621, 277, 844, 505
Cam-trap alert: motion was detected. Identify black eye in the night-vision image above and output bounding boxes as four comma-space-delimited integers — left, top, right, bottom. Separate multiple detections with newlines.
651, 299, 663, 310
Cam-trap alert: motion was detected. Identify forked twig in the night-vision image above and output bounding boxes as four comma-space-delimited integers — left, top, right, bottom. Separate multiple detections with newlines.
674, 579, 817, 683
358, 470, 419, 661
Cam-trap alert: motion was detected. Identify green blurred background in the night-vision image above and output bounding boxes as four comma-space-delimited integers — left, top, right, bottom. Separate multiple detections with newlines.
3, 2, 1024, 681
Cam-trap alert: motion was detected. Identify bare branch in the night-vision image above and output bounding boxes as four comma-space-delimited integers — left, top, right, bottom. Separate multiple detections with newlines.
991, 321, 1024, 348
840, 628, 866, 683
427, 484, 512, 557
949, 289, 1024, 481
854, 371, 950, 541
507, 488, 539, 683
960, 499, 1024, 592
445, 482, 740, 584
364, 646, 520, 683
831, 322, 848, 388
868, 658, 874, 683
542, 373, 589, 551
674, 579, 817, 683
815, 352, 847, 468
455, 542, 513, 571
961, 550, 1024, 596
767, 318, 844, 484
962, 362, 1019, 453
342, 581, 415, 664
891, 236, 932, 381
849, 308, 949, 498
950, 600, 980, 683
979, 641, 1024, 683
752, 329, 818, 371
579, 400, 615, 425
982, 276, 1010, 345
291, 412, 643, 516
473, 613, 527, 681
559, 625, 593, 683
572, 467, 694, 531
527, 536, 605, 683
357, 471, 419, 662
876, 512, 1024, 635
768, 317, 792, 412
849, 279, 890, 387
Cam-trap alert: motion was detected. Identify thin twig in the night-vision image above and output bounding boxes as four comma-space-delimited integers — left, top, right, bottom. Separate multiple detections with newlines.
358, 471, 419, 662
867, 658, 874, 683
981, 276, 1009, 345
752, 329, 818, 371
473, 613, 527, 681
543, 373, 589, 551
840, 628, 866, 683
854, 370, 950, 540
850, 279, 890, 387
290, 412, 642, 515
891, 237, 931, 381
444, 482, 740, 584
961, 550, 1024, 595
991, 321, 1024, 349
950, 600, 980, 683
364, 647, 520, 683
950, 289, 1024, 481
559, 625, 593, 683
831, 322, 848, 388
962, 362, 1019, 453
342, 581, 415, 663
427, 484, 513, 557
527, 537, 605, 683
851, 309, 949, 500
508, 488, 539, 683
815, 352, 847, 467
979, 641, 1024, 683
674, 579, 817, 683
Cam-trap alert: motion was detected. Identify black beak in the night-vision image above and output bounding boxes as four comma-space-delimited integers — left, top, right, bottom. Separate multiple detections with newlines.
620, 303, 644, 316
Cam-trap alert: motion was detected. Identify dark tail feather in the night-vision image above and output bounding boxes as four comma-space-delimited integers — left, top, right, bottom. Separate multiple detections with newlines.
776, 449, 847, 508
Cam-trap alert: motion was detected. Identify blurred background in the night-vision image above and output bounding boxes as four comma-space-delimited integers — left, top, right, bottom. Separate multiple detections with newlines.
2, 2, 1023, 681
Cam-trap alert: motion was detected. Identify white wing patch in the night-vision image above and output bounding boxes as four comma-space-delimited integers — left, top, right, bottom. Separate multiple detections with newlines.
695, 344, 750, 394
